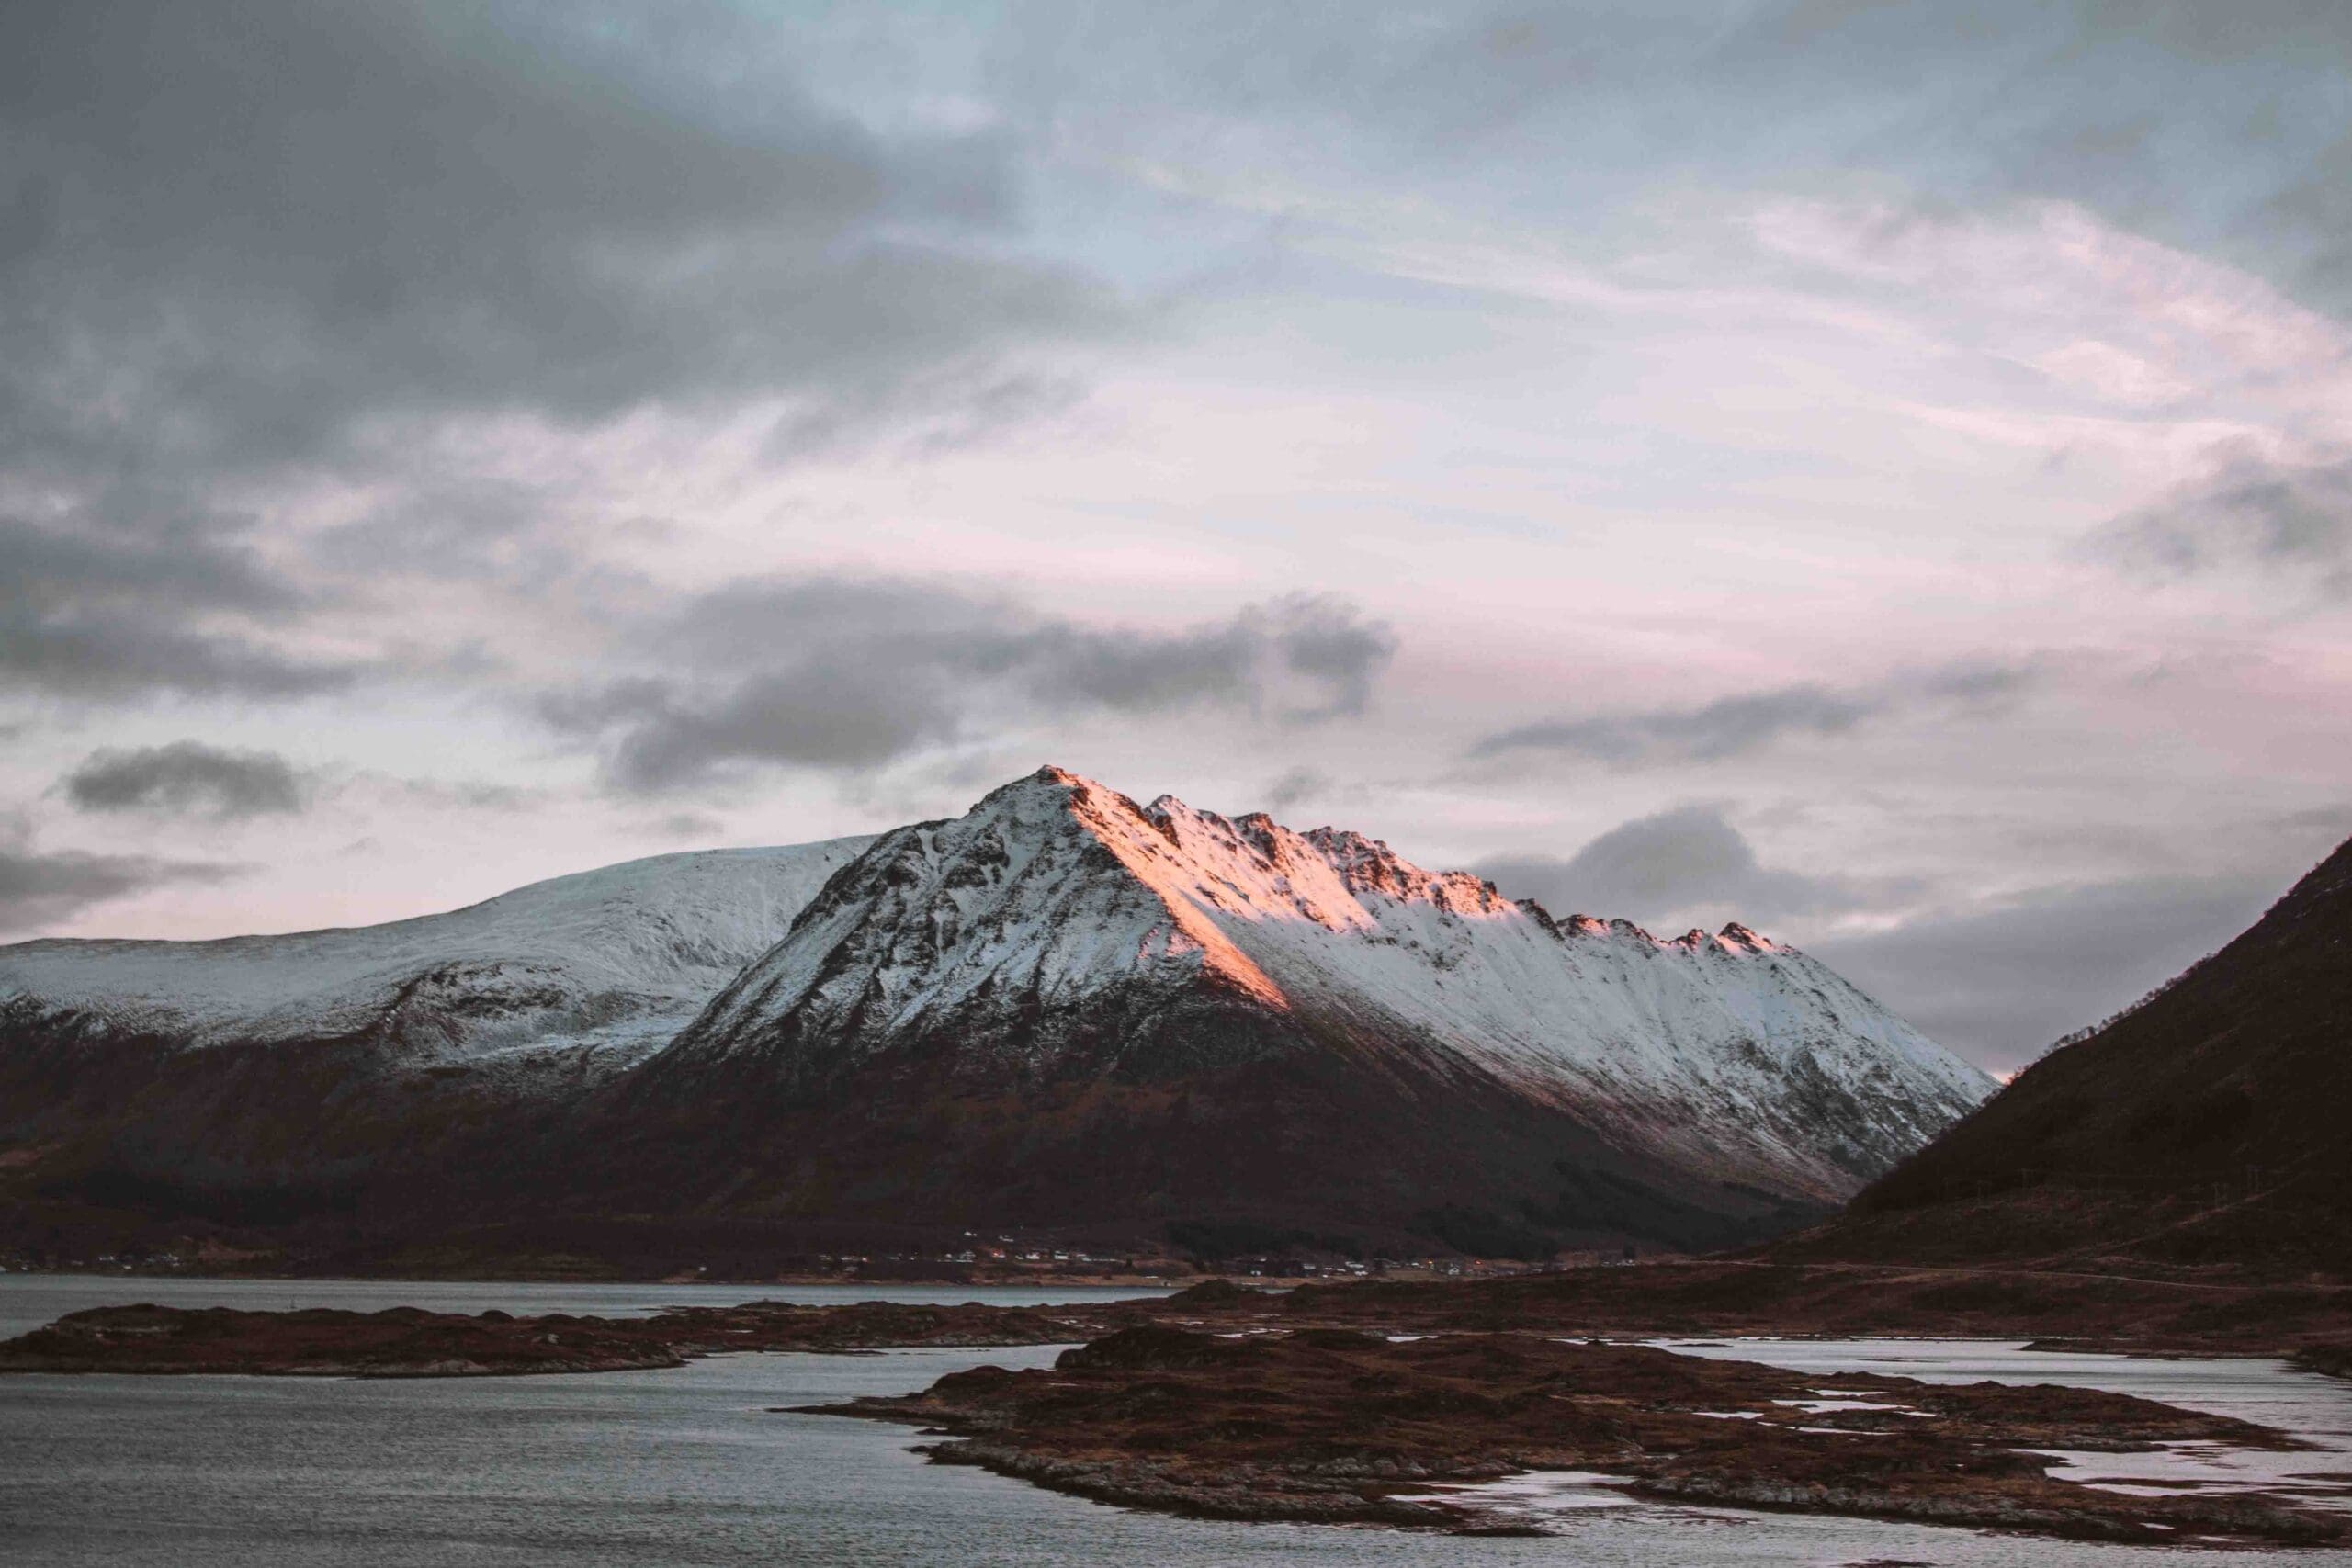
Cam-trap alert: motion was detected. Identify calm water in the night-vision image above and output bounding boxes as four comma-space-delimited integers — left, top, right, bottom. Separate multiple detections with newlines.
4, 1278, 2348, 1565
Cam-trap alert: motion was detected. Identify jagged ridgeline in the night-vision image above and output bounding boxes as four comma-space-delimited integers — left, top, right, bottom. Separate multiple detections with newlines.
0, 767, 1988, 1267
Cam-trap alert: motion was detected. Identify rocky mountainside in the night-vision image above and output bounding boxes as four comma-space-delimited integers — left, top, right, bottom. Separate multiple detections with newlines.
597, 767, 1987, 1254
1782, 833, 2352, 1280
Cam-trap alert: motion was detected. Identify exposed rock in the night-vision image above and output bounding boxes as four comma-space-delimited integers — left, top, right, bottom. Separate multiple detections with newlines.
814, 1330, 2345, 1547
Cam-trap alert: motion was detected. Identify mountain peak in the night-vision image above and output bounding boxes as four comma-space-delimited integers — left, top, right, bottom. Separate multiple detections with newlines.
659, 767, 1990, 1214
982, 761, 1096, 802
864, 770, 1806, 969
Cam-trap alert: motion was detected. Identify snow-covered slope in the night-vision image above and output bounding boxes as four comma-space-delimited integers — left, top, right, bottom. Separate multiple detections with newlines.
0, 839, 874, 1065
670, 768, 1990, 1200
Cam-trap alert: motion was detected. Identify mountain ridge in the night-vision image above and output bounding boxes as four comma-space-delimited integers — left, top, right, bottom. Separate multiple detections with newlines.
589, 764, 1989, 1252
658, 767, 1986, 1182
1, 765, 1992, 1267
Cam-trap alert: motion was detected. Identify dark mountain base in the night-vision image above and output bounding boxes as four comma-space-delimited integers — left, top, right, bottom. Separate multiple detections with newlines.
1772, 1179, 2352, 1283
1, 1015, 1838, 1275
582, 1029, 1833, 1258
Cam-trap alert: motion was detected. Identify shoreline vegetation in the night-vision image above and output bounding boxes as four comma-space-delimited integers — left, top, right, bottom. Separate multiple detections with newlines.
6, 1266, 2349, 1548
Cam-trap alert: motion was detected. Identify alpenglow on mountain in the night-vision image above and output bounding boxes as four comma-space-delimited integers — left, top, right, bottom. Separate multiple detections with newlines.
0, 767, 1988, 1267
607, 767, 1990, 1254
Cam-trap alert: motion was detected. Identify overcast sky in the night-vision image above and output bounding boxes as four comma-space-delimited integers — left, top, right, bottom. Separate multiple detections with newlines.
6, 1, 2349, 1071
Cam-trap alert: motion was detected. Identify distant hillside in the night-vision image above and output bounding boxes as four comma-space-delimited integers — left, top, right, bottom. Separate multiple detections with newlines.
1781, 835, 2352, 1280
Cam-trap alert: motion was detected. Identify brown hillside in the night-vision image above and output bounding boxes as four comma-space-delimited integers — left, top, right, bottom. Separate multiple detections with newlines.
1781, 835, 2352, 1280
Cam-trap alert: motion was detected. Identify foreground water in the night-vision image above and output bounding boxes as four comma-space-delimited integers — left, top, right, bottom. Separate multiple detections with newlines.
4, 1277, 2348, 1564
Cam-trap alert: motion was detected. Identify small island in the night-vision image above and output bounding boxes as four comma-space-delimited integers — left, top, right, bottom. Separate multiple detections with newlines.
813, 1325, 2343, 1547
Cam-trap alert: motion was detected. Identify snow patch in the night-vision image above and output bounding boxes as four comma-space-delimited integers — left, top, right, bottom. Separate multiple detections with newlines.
0, 838, 875, 1062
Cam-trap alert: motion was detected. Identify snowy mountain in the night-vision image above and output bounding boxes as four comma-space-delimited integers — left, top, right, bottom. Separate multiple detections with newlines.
0, 769, 1990, 1263
0, 839, 874, 1067
611, 767, 1990, 1247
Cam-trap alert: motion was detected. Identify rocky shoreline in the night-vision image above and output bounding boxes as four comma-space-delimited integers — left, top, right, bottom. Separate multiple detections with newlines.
813, 1325, 2346, 1548
0, 1298, 1127, 1377
9, 1262, 2350, 1372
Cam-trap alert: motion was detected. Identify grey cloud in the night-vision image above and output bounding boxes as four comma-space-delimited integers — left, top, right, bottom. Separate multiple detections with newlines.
0, 826, 243, 936
0, 508, 294, 615
62, 741, 308, 820
1810, 874, 2282, 1074
1476, 804, 1908, 929
1020, 595, 1396, 722
544, 581, 1398, 793
1471, 664, 2031, 765
2088, 457, 2352, 594
1261, 768, 1330, 813
1, 0, 1117, 702
1476, 686, 1872, 764
0, 507, 357, 699
548, 665, 960, 791
1262, 597, 1402, 719
1, 1, 1108, 476
307, 476, 569, 586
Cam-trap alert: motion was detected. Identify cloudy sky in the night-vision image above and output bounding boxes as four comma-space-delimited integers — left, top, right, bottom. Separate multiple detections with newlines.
6, 0, 2349, 1071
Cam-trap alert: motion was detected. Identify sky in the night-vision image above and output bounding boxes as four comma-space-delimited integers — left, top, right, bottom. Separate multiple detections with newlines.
5, 0, 2350, 1072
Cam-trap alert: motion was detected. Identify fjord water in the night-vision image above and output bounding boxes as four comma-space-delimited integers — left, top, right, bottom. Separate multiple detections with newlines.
5, 1279, 2349, 1565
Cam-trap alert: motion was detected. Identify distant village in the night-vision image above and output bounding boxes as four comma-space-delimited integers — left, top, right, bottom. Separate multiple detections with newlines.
2, 1234, 1647, 1284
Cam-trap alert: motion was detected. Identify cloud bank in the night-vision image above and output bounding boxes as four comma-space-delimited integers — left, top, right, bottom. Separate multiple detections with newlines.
0, 820, 242, 935
1476, 805, 1912, 929
1471, 666, 2036, 766
542, 582, 1398, 793
62, 741, 309, 821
